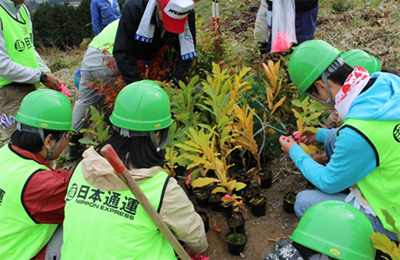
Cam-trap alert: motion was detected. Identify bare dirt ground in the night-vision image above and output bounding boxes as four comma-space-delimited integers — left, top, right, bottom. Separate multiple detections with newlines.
185, 155, 312, 260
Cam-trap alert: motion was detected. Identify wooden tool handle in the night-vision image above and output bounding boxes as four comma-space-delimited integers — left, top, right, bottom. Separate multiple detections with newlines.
100, 144, 191, 260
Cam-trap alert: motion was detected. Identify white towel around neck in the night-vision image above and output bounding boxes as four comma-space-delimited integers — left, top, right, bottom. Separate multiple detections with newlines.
134, 0, 196, 60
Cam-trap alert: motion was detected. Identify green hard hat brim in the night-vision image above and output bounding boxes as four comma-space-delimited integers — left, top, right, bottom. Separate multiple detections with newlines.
289, 231, 374, 260
110, 80, 174, 132
15, 113, 77, 132
110, 114, 174, 132
299, 92, 308, 102
289, 201, 376, 260
14, 89, 74, 132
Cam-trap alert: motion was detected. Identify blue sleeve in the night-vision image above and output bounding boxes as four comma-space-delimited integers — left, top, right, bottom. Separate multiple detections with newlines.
315, 128, 330, 143
91, 0, 101, 36
289, 127, 376, 194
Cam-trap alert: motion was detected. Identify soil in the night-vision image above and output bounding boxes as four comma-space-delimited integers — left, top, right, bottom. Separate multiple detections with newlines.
180, 155, 312, 260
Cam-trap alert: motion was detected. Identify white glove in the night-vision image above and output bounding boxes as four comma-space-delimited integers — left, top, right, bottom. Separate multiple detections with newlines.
0, 113, 15, 129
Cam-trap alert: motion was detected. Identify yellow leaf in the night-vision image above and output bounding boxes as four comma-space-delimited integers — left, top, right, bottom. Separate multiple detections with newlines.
212, 186, 227, 194
235, 181, 247, 191
226, 180, 237, 194
303, 126, 320, 133
299, 143, 311, 155
271, 96, 286, 115
246, 167, 259, 177
307, 144, 319, 154
266, 128, 276, 134
192, 177, 220, 188
371, 233, 400, 259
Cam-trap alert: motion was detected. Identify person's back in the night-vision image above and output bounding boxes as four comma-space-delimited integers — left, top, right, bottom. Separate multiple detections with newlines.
62, 157, 177, 259
0, 89, 74, 259
113, 0, 196, 85
62, 80, 208, 258
0, 0, 61, 136
68, 19, 120, 160
90, 0, 121, 35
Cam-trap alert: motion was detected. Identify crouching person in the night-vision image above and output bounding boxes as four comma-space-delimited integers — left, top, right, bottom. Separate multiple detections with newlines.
0, 89, 75, 259
61, 80, 208, 259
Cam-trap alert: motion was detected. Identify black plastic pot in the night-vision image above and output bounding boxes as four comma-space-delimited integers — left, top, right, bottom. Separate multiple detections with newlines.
227, 212, 245, 233
250, 196, 267, 217
283, 192, 296, 214
197, 211, 209, 233
226, 232, 247, 256
243, 186, 261, 204
222, 203, 233, 218
259, 170, 273, 189
194, 189, 210, 208
185, 182, 194, 196
208, 194, 223, 212
174, 165, 187, 176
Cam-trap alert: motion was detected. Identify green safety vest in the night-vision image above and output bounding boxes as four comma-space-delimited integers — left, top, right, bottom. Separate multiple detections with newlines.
89, 19, 119, 54
62, 161, 175, 260
340, 118, 400, 233
0, 5, 40, 88
0, 145, 57, 259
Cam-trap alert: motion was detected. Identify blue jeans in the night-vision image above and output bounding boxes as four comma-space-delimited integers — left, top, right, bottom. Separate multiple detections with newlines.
324, 128, 337, 161
295, 190, 400, 242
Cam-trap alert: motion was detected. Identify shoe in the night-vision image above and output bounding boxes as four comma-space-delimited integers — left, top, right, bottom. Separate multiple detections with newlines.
68, 132, 85, 160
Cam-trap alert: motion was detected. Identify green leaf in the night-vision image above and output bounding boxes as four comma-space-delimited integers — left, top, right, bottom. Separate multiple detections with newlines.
79, 138, 98, 146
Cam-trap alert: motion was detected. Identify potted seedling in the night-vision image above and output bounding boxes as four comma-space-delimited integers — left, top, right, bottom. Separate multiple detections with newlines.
197, 211, 209, 233
226, 231, 247, 256
227, 211, 245, 233
249, 196, 267, 217
242, 185, 261, 204
221, 194, 247, 219
283, 191, 297, 214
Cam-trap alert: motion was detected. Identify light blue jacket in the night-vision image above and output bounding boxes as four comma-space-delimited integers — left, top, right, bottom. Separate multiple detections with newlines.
289, 72, 400, 193
90, 0, 121, 36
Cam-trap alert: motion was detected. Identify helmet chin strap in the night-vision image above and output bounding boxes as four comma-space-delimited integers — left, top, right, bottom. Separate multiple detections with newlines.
44, 131, 66, 160
321, 72, 335, 106
321, 57, 345, 107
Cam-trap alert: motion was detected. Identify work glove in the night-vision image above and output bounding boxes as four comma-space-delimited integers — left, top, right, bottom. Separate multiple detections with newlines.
0, 113, 15, 129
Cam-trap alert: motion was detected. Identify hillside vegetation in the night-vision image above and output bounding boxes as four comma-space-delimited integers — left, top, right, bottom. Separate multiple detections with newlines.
41, 0, 399, 86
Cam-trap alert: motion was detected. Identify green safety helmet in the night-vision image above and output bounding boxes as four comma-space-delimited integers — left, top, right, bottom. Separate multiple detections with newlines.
341, 49, 381, 74
289, 201, 376, 260
110, 80, 174, 132
289, 40, 342, 100
14, 89, 74, 131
